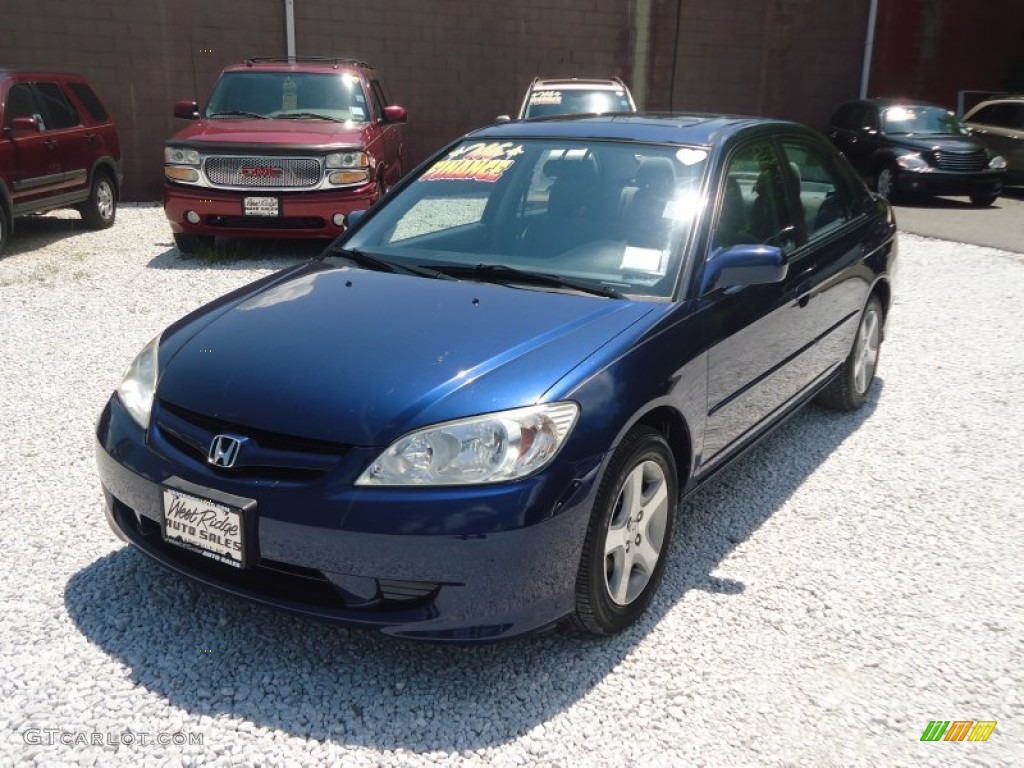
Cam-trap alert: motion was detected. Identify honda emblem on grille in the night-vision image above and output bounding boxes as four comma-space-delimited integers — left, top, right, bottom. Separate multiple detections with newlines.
208, 434, 246, 468
240, 166, 283, 178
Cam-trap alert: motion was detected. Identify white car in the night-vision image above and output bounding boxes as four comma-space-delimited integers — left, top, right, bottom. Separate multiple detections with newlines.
500, 77, 637, 121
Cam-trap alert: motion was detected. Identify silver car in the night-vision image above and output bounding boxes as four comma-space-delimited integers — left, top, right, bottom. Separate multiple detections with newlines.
964, 97, 1024, 184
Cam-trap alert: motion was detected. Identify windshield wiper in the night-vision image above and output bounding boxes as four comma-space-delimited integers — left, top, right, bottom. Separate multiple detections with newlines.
433, 263, 626, 299
208, 110, 268, 119
275, 112, 346, 122
323, 247, 455, 280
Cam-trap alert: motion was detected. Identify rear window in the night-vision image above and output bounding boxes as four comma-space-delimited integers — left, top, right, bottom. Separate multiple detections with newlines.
67, 81, 109, 122
523, 88, 633, 119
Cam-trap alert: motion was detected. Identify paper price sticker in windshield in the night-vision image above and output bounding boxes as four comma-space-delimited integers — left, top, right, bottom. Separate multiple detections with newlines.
529, 90, 562, 105
420, 142, 525, 183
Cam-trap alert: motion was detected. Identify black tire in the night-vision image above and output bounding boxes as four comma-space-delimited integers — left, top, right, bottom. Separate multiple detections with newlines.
817, 294, 883, 411
572, 426, 678, 636
79, 171, 117, 229
173, 233, 215, 255
0, 205, 9, 256
969, 193, 997, 207
874, 164, 899, 202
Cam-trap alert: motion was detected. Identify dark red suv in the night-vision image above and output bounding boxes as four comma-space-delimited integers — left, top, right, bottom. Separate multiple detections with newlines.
164, 57, 408, 253
0, 70, 121, 255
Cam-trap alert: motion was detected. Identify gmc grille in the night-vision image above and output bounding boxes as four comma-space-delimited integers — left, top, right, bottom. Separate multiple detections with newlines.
204, 156, 322, 189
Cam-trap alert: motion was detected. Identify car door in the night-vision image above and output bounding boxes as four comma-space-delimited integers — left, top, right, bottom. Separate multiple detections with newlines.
699, 138, 811, 467
33, 80, 89, 198
369, 78, 402, 187
2, 80, 61, 211
776, 134, 871, 382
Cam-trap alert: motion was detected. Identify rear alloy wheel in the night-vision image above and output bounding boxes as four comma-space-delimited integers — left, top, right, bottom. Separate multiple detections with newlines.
817, 294, 883, 411
573, 426, 677, 635
80, 172, 117, 229
173, 233, 215, 255
875, 165, 897, 202
969, 193, 997, 207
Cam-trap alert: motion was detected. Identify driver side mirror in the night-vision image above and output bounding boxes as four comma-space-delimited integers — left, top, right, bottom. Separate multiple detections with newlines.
701, 244, 788, 294
382, 105, 408, 123
345, 209, 368, 229
173, 100, 200, 119
6, 116, 41, 135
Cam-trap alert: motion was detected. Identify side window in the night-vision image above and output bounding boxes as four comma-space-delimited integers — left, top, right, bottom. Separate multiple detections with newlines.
66, 82, 108, 122
968, 105, 997, 125
1011, 105, 1024, 130
712, 142, 797, 253
781, 141, 852, 240
831, 104, 856, 130
34, 82, 81, 129
861, 106, 879, 132
368, 80, 386, 120
4, 83, 45, 128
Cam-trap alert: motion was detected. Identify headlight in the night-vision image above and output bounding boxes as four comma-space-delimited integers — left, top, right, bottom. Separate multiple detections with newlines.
116, 336, 159, 429
325, 151, 368, 169
356, 403, 580, 486
164, 147, 200, 165
989, 155, 1007, 170
895, 153, 930, 171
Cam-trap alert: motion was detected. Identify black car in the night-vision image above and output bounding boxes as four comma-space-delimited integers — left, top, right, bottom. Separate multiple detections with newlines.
826, 98, 1006, 205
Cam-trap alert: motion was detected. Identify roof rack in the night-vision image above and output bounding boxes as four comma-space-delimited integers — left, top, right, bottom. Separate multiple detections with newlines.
243, 56, 371, 69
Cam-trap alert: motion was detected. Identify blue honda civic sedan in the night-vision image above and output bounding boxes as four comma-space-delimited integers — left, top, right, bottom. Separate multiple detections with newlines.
96, 115, 897, 641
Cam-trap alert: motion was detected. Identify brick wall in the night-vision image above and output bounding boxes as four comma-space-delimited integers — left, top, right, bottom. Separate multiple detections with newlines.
1, 0, 874, 200
291, 0, 634, 174
646, 0, 871, 128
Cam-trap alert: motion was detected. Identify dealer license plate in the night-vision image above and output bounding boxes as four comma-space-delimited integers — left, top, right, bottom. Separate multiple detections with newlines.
243, 196, 279, 216
162, 488, 245, 568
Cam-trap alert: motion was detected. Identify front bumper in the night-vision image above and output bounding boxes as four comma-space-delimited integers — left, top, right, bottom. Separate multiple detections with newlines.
163, 182, 377, 239
95, 396, 602, 642
896, 168, 1004, 197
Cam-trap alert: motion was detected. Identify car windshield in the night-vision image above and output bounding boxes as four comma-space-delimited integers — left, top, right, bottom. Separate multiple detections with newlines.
343, 138, 710, 300
204, 72, 370, 123
523, 89, 633, 118
882, 106, 968, 135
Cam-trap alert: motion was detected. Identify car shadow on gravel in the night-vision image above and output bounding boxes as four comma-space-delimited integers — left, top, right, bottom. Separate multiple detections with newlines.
146, 238, 327, 270
64, 383, 882, 753
1, 214, 99, 258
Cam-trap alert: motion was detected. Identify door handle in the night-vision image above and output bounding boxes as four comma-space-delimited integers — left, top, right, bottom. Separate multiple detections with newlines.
84, 132, 96, 143
44, 139, 58, 149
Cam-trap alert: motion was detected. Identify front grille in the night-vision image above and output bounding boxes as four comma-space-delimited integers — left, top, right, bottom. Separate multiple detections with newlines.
932, 150, 987, 172
204, 156, 322, 188
154, 399, 348, 480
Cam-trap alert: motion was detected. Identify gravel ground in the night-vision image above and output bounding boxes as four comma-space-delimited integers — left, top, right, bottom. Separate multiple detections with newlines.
1, 205, 1022, 767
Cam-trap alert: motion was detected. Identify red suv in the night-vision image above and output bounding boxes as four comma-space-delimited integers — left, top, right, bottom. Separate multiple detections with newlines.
0, 70, 121, 255
164, 57, 408, 253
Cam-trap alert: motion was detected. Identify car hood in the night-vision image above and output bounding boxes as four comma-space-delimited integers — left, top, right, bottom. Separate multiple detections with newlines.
886, 134, 988, 154
169, 118, 370, 149
156, 263, 657, 446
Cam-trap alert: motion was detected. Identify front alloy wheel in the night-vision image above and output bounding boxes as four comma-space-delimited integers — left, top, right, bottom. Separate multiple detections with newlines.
875, 166, 897, 201
573, 426, 677, 635
817, 294, 883, 411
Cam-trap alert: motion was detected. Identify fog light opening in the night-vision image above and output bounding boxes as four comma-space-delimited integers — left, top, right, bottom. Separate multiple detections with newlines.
185, 210, 200, 224
332, 213, 346, 227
